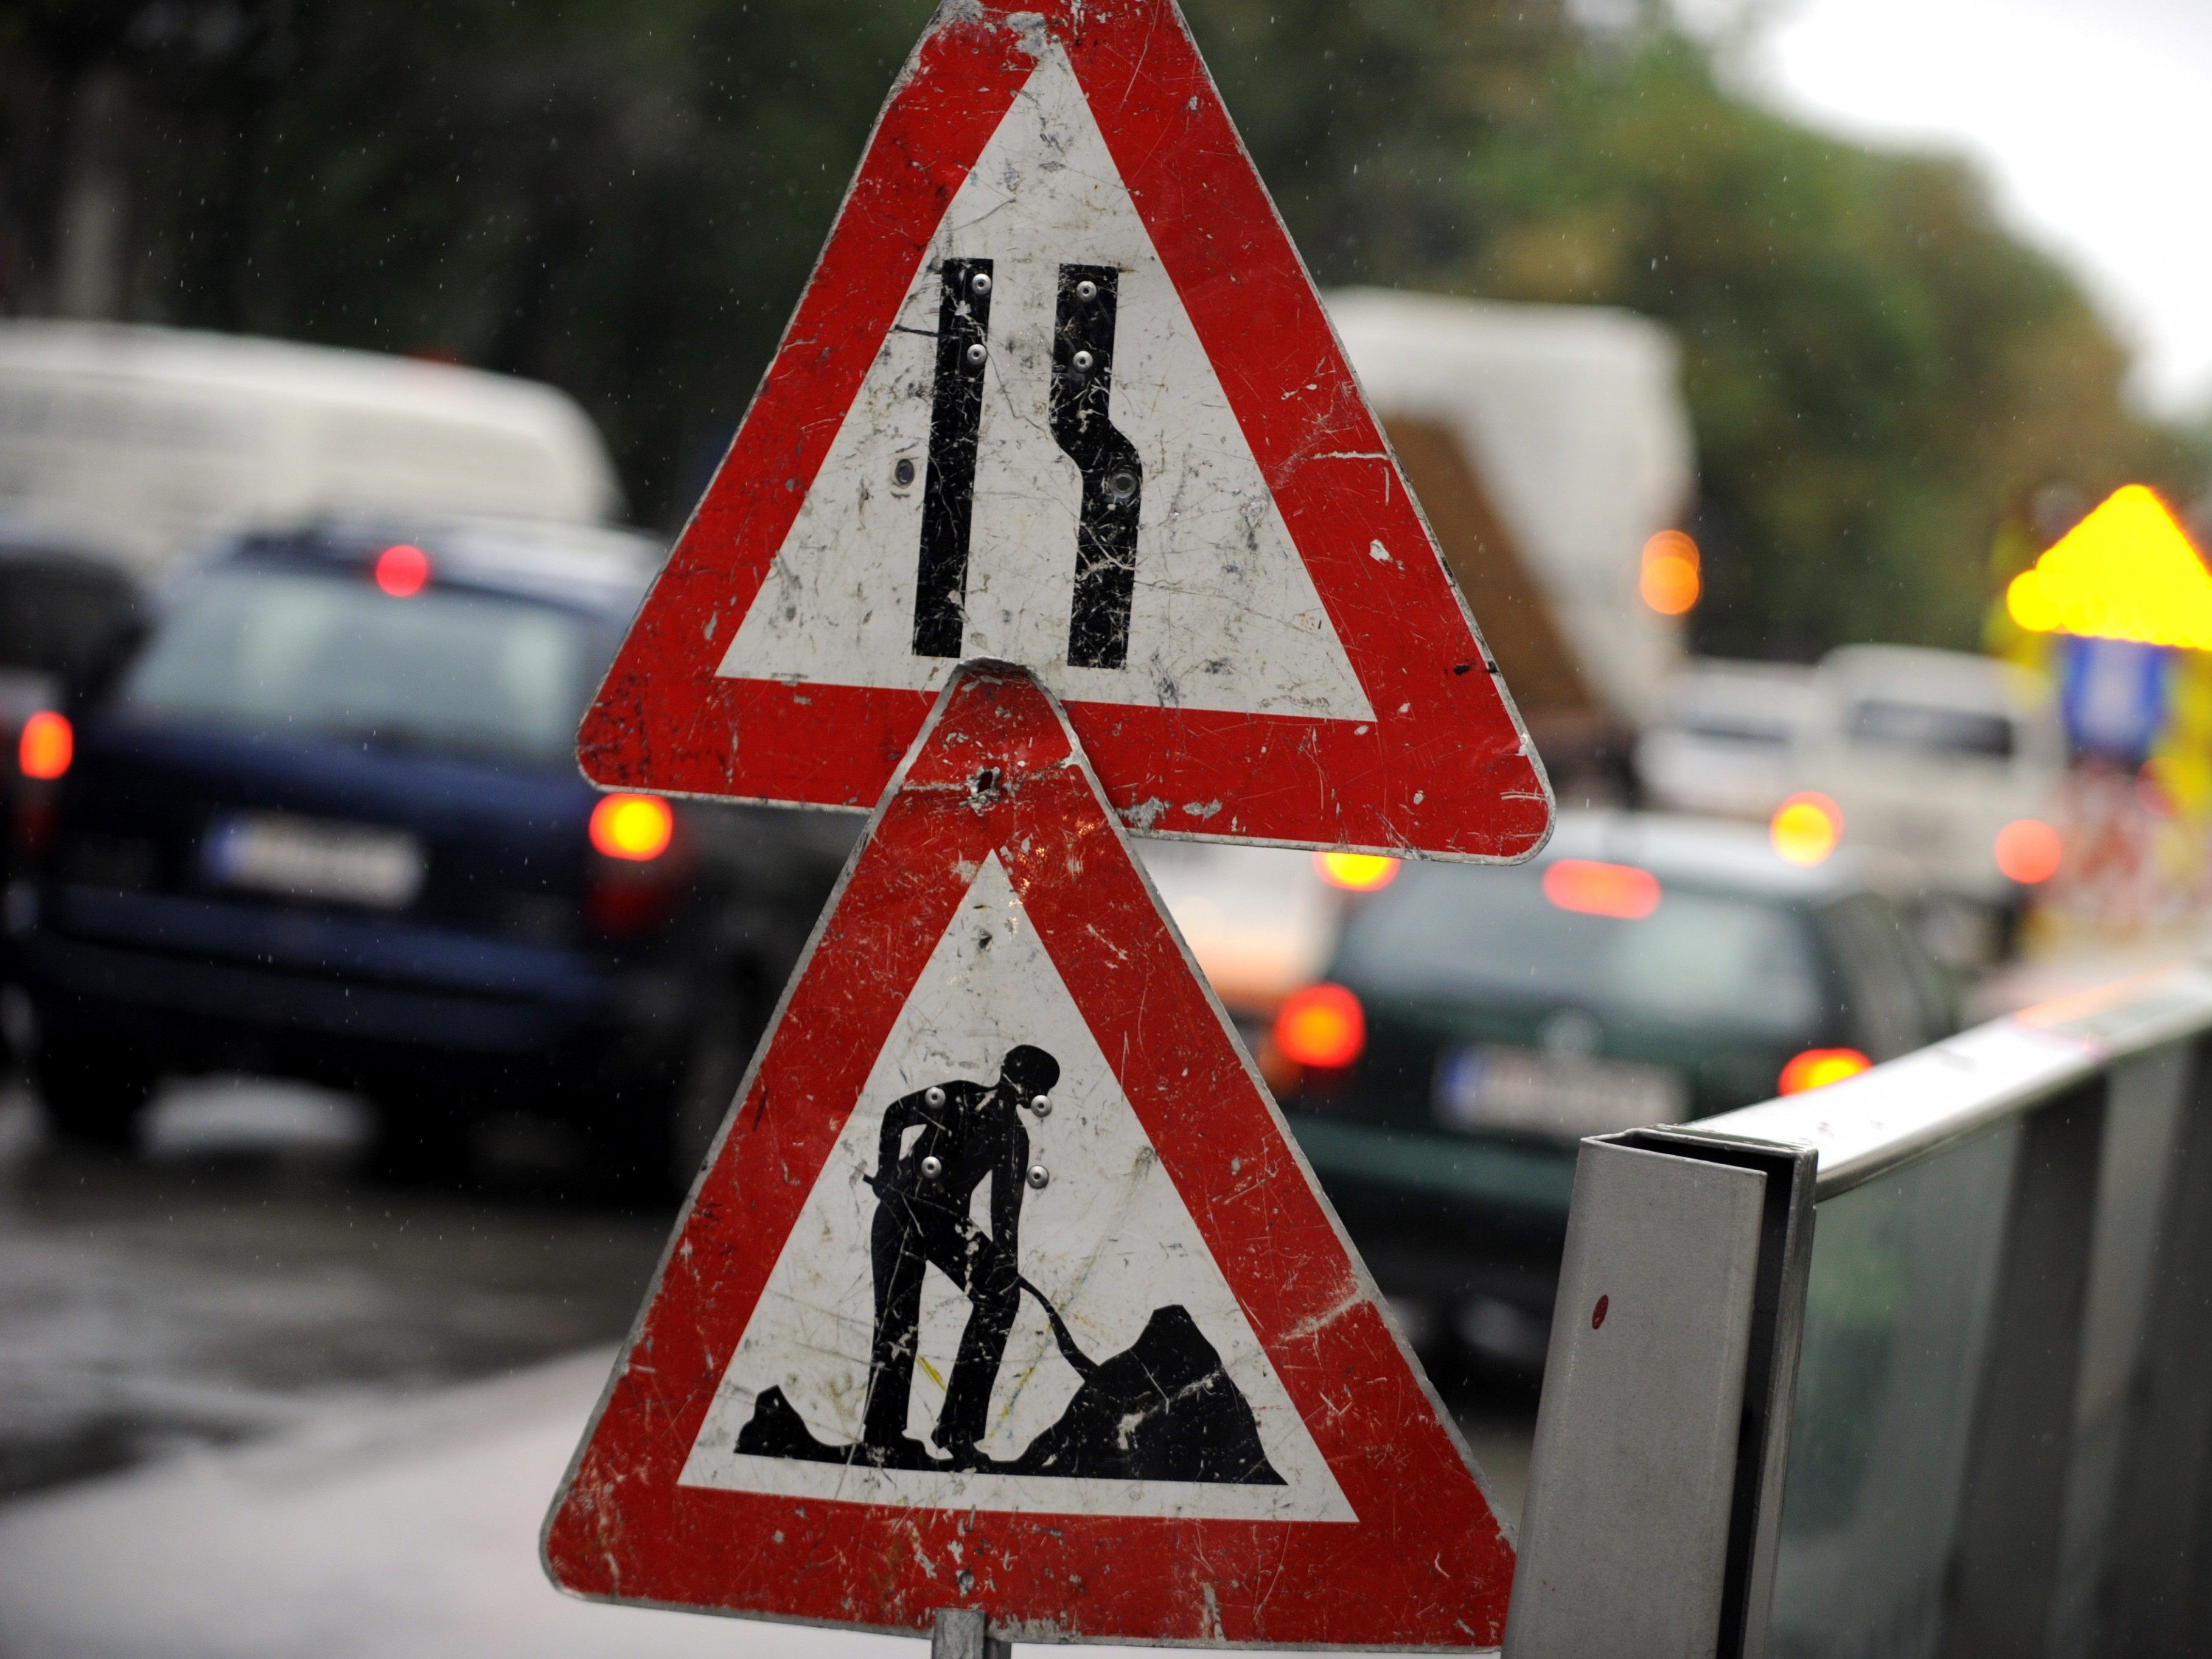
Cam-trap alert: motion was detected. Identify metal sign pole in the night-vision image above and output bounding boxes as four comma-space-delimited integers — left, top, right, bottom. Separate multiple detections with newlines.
933, 1608, 1011, 1659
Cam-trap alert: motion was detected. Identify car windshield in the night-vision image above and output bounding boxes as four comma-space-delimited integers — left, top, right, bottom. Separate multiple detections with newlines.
118, 566, 598, 764
1335, 862, 1827, 1039
1846, 697, 2015, 760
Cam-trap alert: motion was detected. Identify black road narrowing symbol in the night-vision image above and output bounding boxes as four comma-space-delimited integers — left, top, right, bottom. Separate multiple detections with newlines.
1049, 264, 1142, 670
912, 257, 994, 658
907, 259, 1144, 671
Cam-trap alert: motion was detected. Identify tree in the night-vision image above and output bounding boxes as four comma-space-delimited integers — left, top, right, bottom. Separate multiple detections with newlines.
2, 1, 2193, 658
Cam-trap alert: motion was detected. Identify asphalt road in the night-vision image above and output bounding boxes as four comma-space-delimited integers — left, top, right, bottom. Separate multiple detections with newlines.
0, 1078, 672, 1499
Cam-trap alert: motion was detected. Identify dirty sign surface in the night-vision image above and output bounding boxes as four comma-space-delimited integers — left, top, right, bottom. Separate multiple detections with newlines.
577, 0, 1551, 861
543, 668, 1516, 1647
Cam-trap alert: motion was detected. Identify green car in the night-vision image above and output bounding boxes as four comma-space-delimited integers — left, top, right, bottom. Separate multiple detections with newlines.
1274, 811, 1955, 1370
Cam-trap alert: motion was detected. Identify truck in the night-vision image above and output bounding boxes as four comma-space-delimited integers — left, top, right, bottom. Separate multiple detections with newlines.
0, 321, 623, 578
1327, 287, 1697, 798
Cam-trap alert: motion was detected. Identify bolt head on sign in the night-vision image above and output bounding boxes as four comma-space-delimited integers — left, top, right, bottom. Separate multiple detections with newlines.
579, 0, 1552, 861
543, 667, 1516, 1645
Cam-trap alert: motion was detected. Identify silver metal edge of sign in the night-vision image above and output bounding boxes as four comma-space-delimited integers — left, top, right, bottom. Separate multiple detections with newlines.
1504, 1133, 1813, 1659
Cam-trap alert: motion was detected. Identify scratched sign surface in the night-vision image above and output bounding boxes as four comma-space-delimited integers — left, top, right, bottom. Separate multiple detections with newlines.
577, 0, 1551, 861
543, 668, 1518, 1646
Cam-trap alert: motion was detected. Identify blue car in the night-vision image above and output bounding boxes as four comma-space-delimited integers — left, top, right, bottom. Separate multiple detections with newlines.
9, 517, 857, 1191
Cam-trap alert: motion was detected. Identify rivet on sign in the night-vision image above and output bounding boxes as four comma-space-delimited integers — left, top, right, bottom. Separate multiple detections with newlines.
1104, 471, 1139, 503
1027, 1164, 1050, 1190
921, 1155, 944, 1181
966, 343, 986, 365
1076, 279, 1098, 301
893, 458, 916, 487
1591, 1294, 1610, 1330
972, 272, 992, 295
926, 1086, 946, 1107
1030, 1094, 1052, 1118
1072, 349, 1094, 372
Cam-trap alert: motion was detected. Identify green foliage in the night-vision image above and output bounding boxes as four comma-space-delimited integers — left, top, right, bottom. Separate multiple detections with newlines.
1432, 34, 2189, 657
2, 1, 2189, 657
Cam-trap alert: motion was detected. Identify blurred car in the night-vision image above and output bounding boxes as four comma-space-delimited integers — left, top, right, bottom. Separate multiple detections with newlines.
1268, 811, 1953, 1369
8, 517, 857, 1191
1792, 645, 2065, 957
1635, 657, 1820, 820
1139, 841, 1350, 1033
0, 519, 143, 1062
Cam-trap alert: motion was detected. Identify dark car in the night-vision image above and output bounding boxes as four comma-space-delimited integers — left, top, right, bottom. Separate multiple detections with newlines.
9, 517, 857, 1191
0, 521, 143, 1064
1270, 811, 1953, 1369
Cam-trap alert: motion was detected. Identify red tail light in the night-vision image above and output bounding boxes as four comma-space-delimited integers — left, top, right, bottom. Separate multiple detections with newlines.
1779, 1047, 1871, 1095
590, 794, 674, 861
374, 543, 432, 598
18, 711, 72, 780
1274, 983, 1367, 1070
1994, 819, 2061, 885
586, 795, 685, 936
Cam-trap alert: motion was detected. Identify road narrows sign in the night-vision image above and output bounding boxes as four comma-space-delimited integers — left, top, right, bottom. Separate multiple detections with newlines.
543, 666, 1516, 1647
578, 0, 1551, 861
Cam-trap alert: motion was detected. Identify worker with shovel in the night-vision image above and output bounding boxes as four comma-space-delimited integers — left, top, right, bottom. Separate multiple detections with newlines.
860, 1044, 1060, 1470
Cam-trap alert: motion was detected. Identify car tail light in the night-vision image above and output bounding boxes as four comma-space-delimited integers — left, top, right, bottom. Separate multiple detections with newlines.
1994, 818, 2062, 885
1543, 859, 1661, 919
1770, 792, 1841, 866
18, 711, 71, 780
1779, 1047, 1871, 1095
374, 543, 431, 598
590, 794, 674, 861
586, 794, 685, 936
1314, 851, 1399, 892
1274, 983, 1366, 1070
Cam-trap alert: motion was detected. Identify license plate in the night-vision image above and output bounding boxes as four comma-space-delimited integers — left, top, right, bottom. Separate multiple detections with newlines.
203, 814, 425, 909
1435, 1044, 1687, 1140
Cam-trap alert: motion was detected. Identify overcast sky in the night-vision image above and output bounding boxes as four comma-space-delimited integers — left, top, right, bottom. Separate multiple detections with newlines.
1691, 0, 2212, 416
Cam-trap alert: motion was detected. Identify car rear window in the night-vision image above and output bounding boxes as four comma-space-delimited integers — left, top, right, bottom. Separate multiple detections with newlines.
118, 567, 598, 764
1846, 698, 2015, 760
1678, 716, 1793, 747
1334, 861, 1827, 1039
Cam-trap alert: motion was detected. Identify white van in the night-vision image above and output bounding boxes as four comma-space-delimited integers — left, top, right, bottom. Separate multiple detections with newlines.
1636, 658, 1821, 820
1794, 645, 2064, 915
0, 322, 623, 577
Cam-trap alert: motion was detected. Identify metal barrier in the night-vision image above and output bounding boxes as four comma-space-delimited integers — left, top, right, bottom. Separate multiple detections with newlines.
1505, 962, 2212, 1658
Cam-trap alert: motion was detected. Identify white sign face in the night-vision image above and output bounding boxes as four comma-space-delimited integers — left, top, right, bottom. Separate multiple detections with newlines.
679, 853, 1352, 1524
719, 43, 1372, 723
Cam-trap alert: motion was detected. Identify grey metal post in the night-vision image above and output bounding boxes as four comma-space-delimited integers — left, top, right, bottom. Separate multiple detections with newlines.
1938, 1080, 2107, 1658
932, 1609, 1010, 1659
1507, 1130, 1813, 1659
2099, 1037, 2212, 1656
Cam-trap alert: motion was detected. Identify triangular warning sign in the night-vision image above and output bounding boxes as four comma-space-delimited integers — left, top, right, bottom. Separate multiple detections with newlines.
580, 0, 1551, 862
545, 668, 1516, 1647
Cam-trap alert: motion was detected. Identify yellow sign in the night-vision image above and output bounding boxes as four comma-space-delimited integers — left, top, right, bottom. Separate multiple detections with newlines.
2006, 486, 2212, 649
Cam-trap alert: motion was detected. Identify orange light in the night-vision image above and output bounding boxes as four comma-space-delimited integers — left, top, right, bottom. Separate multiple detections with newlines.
1640, 530, 1701, 616
374, 543, 431, 598
1314, 851, 1400, 892
18, 710, 72, 780
590, 793, 674, 861
1779, 1047, 1871, 1095
2004, 486, 2212, 648
1274, 983, 1366, 1070
1770, 792, 1841, 866
1542, 858, 1661, 920
1994, 818, 2062, 885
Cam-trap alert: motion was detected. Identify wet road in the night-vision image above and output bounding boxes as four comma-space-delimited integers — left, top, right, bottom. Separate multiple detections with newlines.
0, 1078, 671, 1498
